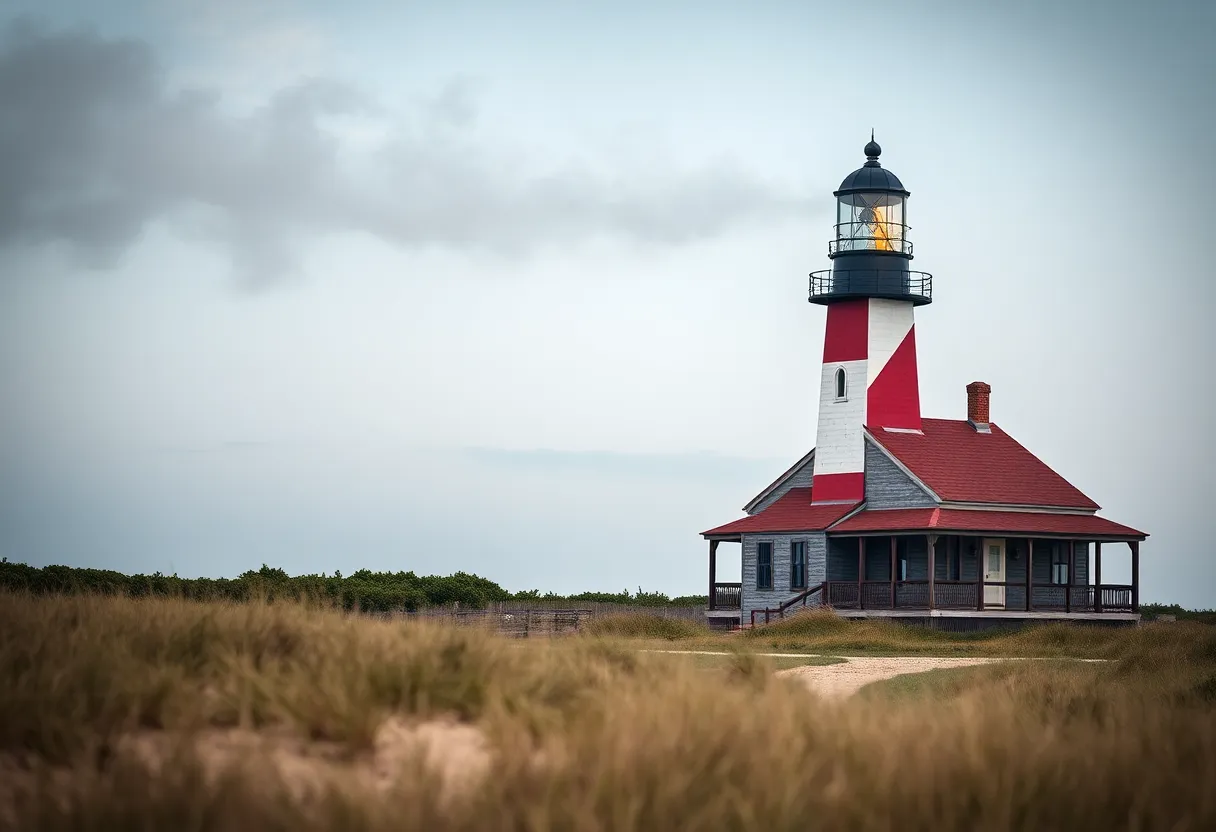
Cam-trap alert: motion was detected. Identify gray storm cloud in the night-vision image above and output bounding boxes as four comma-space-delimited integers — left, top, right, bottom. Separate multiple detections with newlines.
0, 19, 813, 287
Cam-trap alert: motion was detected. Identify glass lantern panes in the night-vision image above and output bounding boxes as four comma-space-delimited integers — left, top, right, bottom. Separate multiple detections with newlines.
835, 192, 908, 253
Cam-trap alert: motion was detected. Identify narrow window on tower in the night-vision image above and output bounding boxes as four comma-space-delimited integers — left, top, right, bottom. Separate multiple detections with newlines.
834, 367, 847, 401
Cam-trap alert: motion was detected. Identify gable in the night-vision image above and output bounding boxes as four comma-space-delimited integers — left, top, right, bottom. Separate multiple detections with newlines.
744, 450, 815, 515
864, 439, 937, 509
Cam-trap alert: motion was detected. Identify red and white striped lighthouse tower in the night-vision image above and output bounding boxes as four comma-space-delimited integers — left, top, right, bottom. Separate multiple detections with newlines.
808, 137, 933, 503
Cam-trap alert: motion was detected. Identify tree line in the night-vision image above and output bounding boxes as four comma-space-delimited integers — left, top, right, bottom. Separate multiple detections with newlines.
0, 560, 707, 612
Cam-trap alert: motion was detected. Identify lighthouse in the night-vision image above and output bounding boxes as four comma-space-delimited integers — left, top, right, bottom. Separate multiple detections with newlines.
808, 136, 932, 504
701, 135, 1146, 631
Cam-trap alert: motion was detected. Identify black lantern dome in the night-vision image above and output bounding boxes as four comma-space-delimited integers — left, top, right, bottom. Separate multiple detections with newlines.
836, 138, 907, 194
809, 135, 932, 306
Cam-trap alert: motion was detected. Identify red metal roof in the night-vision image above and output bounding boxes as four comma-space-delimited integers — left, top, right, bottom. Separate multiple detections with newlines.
828, 507, 1146, 539
702, 488, 858, 537
868, 419, 1100, 510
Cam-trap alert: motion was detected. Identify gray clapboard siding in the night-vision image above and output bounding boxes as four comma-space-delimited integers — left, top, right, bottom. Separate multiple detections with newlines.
740, 533, 826, 622
863, 440, 937, 509
749, 454, 816, 514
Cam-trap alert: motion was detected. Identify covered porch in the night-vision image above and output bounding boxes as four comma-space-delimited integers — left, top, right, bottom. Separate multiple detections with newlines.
705, 538, 743, 629
820, 533, 1140, 614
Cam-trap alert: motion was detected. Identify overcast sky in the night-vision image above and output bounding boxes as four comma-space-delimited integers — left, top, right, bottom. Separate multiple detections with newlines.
1, 0, 1213, 606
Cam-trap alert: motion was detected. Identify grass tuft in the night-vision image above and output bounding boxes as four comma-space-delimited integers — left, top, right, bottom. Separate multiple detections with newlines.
581, 613, 708, 640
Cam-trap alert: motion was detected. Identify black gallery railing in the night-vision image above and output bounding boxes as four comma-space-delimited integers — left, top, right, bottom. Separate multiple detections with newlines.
809, 269, 933, 302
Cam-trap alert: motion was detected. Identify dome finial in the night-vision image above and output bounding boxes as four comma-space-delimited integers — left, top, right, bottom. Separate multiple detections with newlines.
863, 131, 882, 166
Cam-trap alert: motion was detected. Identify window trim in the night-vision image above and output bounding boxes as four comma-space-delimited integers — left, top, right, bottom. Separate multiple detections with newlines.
790, 540, 807, 590
756, 541, 774, 590
833, 366, 848, 402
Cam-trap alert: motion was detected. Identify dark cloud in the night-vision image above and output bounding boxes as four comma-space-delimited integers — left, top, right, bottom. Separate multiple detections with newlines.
0, 19, 813, 287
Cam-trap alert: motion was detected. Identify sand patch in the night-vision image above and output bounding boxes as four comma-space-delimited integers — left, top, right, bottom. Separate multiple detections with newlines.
776, 656, 1001, 698
1, 718, 493, 817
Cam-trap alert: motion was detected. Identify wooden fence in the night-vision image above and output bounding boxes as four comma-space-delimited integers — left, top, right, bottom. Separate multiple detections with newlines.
364, 600, 705, 637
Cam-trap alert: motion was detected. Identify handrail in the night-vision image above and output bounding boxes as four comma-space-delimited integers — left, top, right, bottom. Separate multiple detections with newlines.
779, 582, 824, 614
749, 583, 825, 627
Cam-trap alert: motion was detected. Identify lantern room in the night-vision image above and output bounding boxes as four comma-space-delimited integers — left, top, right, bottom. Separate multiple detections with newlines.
809, 135, 932, 306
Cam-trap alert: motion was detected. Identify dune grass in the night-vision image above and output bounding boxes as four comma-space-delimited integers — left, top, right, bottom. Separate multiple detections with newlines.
669, 652, 845, 673
618, 605, 1215, 659
2, 591, 1215, 830
581, 612, 709, 640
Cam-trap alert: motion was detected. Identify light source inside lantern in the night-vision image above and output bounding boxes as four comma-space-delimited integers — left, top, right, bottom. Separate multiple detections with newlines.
836, 193, 906, 253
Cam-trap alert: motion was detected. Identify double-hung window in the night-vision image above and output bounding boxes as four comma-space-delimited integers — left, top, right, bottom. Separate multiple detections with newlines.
756, 542, 773, 590
790, 541, 807, 590
947, 539, 961, 581
1051, 543, 1070, 585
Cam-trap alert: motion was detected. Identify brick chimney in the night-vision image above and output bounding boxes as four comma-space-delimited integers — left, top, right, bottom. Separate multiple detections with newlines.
966, 381, 992, 433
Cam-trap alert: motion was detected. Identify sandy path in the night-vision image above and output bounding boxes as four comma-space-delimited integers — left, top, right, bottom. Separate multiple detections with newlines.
776, 656, 1001, 698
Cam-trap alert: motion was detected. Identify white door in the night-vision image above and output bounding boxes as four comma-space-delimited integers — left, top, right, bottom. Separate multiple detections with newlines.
983, 538, 1006, 609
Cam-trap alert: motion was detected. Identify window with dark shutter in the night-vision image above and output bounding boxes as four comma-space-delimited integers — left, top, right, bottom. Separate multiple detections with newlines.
757, 542, 773, 590
790, 541, 807, 589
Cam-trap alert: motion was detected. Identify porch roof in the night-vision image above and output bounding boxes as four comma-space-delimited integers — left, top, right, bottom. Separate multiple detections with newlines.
701, 488, 858, 537
828, 507, 1147, 540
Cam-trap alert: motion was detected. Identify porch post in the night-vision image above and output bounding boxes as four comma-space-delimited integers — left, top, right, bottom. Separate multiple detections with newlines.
976, 538, 985, 611
1131, 540, 1140, 612
1095, 541, 1103, 613
927, 534, 937, 610
857, 537, 865, 609
889, 536, 897, 609
1025, 539, 1034, 612
708, 540, 719, 611
1064, 539, 1071, 613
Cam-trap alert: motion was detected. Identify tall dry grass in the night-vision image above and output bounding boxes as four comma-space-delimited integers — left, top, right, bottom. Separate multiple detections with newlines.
742, 605, 1216, 660
2, 591, 1214, 830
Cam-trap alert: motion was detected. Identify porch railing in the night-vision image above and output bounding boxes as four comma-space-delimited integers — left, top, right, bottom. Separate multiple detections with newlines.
816, 580, 1136, 613
935, 580, 979, 609
745, 580, 1136, 628
1031, 584, 1134, 613
711, 582, 742, 611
